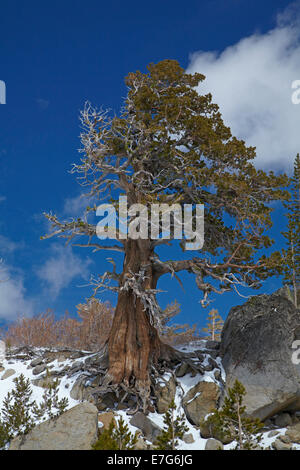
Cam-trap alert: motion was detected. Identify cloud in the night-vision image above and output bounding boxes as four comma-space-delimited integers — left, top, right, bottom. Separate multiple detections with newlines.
0, 196, 6, 204
187, 2, 300, 172
63, 194, 91, 216
0, 235, 23, 254
36, 98, 49, 110
0, 262, 34, 321
36, 244, 92, 298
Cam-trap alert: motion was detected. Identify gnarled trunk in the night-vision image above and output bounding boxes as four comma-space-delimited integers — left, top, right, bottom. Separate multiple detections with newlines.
106, 239, 173, 402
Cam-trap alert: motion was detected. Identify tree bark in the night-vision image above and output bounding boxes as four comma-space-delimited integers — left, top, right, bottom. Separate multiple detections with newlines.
106, 239, 172, 400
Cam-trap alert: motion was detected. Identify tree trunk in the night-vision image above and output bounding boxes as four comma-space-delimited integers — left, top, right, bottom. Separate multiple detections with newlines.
106, 239, 172, 401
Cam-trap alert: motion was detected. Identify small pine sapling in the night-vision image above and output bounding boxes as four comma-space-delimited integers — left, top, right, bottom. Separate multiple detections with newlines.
154, 399, 189, 450
33, 370, 69, 420
202, 309, 224, 341
0, 374, 36, 447
205, 379, 263, 450
93, 416, 138, 450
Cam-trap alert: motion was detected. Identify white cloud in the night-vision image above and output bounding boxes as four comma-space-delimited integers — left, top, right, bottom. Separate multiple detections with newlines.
0, 262, 34, 321
187, 3, 300, 172
0, 235, 23, 254
36, 244, 92, 298
63, 194, 91, 216
0, 196, 6, 203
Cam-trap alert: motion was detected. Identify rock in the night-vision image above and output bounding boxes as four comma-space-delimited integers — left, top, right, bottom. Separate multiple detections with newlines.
182, 433, 195, 444
183, 381, 220, 426
272, 439, 292, 450
205, 438, 224, 450
214, 370, 221, 381
154, 375, 176, 413
135, 437, 148, 450
0, 366, 4, 373
220, 291, 300, 420
1, 369, 16, 380
30, 357, 44, 367
205, 341, 220, 350
9, 402, 98, 450
32, 364, 47, 375
70, 376, 96, 403
268, 430, 280, 438
98, 412, 116, 431
175, 363, 190, 377
200, 420, 233, 444
275, 413, 293, 428
279, 434, 291, 444
286, 422, 300, 444
32, 376, 60, 389
130, 412, 161, 443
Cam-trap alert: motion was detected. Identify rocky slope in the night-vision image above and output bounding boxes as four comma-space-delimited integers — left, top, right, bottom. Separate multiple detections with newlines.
1, 289, 300, 450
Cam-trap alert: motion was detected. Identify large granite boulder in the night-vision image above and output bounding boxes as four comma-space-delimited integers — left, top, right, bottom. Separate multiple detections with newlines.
9, 402, 98, 450
220, 291, 300, 420
183, 381, 220, 426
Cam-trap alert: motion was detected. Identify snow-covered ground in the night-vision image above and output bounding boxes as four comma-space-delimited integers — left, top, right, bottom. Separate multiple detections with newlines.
0, 343, 299, 450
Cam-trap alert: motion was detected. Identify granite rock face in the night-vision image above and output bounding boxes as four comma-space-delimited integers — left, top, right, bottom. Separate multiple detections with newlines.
220, 291, 300, 420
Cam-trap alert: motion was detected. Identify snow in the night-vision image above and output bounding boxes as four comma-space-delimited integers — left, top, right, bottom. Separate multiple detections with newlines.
0, 341, 299, 451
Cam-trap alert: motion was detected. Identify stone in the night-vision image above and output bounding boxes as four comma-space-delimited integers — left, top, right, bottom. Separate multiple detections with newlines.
175, 363, 190, 377
272, 439, 292, 450
9, 402, 98, 450
220, 291, 300, 420
32, 376, 60, 389
1, 369, 16, 380
183, 381, 220, 426
279, 434, 291, 444
205, 438, 224, 450
30, 357, 44, 367
275, 413, 292, 428
135, 437, 148, 450
286, 422, 300, 444
182, 433, 195, 444
268, 430, 280, 438
154, 375, 176, 413
32, 364, 47, 375
98, 412, 116, 431
130, 412, 162, 443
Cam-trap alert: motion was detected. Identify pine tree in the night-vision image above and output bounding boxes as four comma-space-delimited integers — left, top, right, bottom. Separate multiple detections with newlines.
93, 416, 138, 450
205, 380, 263, 450
0, 374, 36, 447
32, 370, 69, 420
282, 154, 300, 308
202, 309, 224, 341
154, 399, 189, 450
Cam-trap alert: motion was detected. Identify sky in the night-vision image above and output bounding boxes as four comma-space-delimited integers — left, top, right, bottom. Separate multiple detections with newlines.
0, 0, 299, 331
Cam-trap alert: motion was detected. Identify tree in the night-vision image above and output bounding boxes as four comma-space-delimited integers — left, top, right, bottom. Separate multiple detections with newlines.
93, 416, 138, 450
159, 300, 198, 346
282, 154, 300, 307
43, 60, 288, 408
154, 399, 188, 450
202, 308, 224, 341
205, 380, 263, 450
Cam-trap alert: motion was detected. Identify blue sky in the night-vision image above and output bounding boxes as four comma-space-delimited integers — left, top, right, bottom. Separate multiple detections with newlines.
0, 0, 299, 330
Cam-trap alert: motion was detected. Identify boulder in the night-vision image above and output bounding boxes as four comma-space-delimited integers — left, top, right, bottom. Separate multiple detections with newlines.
98, 411, 116, 431
130, 412, 161, 443
1, 369, 16, 380
183, 381, 220, 426
205, 438, 224, 450
9, 402, 98, 450
220, 291, 300, 420
272, 439, 292, 451
182, 433, 195, 444
32, 364, 47, 375
30, 357, 44, 368
286, 422, 300, 444
154, 375, 176, 413
275, 413, 292, 428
